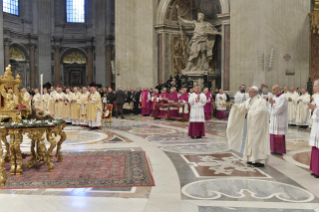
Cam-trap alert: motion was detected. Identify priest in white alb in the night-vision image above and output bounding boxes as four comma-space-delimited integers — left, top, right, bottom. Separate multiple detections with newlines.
215, 89, 227, 119
43, 88, 50, 112
261, 85, 273, 106
32, 88, 41, 109
62, 88, 73, 123
296, 88, 311, 128
287, 87, 299, 125
188, 85, 207, 139
227, 86, 270, 167
88, 87, 102, 129
48, 86, 57, 116
55, 85, 66, 119
308, 79, 319, 178
234, 85, 249, 104
71, 87, 81, 125
78, 87, 90, 127
269, 85, 288, 155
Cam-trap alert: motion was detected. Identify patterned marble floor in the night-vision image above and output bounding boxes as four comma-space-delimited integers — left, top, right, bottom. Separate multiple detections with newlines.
0, 115, 319, 212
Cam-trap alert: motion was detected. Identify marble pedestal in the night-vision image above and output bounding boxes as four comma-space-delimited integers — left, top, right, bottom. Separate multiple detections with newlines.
185, 71, 219, 91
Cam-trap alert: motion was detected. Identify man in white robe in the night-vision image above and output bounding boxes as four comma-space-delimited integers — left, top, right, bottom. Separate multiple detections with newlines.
71, 87, 82, 125
188, 85, 207, 139
22, 88, 31, 110
261, 85, 273, 105
32, 89, 41, 109
309, 91, 319, 128
287, 87, 299, 125
296, 88, 311, 128
269, 85, 288, 155
48, 86, 57, 116
43, 88, 50, 112
215, 89, 227, 119
308, 79, 319, 178
55, 86, 66, 119
63, 88, 73, 123
227, 86, 270, 167
283, 87, 290, 100
234, 85, 249, 104
78, 87, 90, 127
88, 87, 102, 129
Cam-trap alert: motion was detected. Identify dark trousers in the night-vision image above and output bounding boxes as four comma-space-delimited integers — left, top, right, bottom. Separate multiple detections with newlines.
133, 102, 140, 114
116, 103, 124, 118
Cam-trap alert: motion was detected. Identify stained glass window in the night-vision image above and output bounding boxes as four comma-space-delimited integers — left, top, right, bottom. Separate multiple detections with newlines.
3, 0, 19, 16
66, 0, 85, 23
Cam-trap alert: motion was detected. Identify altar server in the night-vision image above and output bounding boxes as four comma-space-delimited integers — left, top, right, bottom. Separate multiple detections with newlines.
43, 88, 50, 112
227, 86, 270, 167
88, 87, 102, 129
63, 88, 73, 123
308, 79, 319, 178
309, 91, 319, 128
269, 85, 288, 155
167, 88, 179, 117
32, 88, 41, 108
140, 87, 151, 116
296, 88, 311, 128
151, 89, 160, 117
215, 89, 227, 119
261, 85, 273, 104
288, 87, 299, 125
71, 87, 82, 125
159, 88, 169, 116
234, 85, 249, 104
178, 88, 189, 119
48, 86, 57, 116
78, 87, 90, 126
203, 88, 213, 120
188, 85, 207, 139
55, 85, 66, 118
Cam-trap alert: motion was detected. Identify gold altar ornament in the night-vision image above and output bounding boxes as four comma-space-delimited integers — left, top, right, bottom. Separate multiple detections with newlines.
310, 0, 319, 34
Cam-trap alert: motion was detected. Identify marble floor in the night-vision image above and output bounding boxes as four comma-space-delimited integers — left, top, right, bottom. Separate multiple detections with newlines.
1, 115, 319, 212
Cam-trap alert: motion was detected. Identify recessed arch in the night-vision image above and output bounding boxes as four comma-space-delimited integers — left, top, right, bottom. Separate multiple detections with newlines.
60, 48, 88, 64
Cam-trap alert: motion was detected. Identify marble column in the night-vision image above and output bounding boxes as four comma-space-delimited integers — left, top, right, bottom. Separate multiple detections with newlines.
106, 44, 113, 86
29, 43, 37, 88
54, 45, 61, 86
0, 3, 4, 75
4, 38, 11, 69
87, 46, 93, 84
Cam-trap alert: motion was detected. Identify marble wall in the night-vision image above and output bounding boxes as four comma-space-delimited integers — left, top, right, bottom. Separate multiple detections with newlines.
115, 0, 157, 89
230, 0, 310, 94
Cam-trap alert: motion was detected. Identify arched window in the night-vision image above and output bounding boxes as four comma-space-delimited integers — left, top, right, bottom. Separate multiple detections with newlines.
3, 0, 19, 16
66, 0, 85, 23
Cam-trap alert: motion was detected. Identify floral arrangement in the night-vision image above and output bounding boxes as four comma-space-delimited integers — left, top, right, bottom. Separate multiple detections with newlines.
2, 119, 64, 128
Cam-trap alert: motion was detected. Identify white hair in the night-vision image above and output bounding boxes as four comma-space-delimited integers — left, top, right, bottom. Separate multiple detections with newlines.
251, 86, 258, 92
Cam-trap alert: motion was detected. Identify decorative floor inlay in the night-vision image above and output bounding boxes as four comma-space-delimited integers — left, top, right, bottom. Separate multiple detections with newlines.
129, 128, 176, 135
161, 143, 229, 154
181, 153, 270, 178
147, 134, 189, 141
182, 179, 315, 202
197, 207, 315, 212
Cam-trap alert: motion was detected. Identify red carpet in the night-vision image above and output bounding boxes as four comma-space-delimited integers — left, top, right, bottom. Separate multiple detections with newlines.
2, 151, 155, 189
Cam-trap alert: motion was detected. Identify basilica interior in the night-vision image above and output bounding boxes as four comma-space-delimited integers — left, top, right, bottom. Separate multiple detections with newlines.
0, 0, 319, 212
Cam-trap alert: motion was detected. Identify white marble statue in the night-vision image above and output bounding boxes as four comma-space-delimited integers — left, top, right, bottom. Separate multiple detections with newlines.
178, 13, 220, 73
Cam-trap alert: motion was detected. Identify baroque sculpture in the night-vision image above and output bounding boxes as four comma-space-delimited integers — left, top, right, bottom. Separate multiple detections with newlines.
178, 13, 220, 73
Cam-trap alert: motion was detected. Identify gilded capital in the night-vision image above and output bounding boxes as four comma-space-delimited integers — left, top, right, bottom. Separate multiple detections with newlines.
53, 45, 61, 51
28, 43, 37, 51
3, 38, 11, 46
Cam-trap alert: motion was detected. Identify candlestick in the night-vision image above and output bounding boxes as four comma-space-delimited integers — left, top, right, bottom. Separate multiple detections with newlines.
40, 74, 43, 110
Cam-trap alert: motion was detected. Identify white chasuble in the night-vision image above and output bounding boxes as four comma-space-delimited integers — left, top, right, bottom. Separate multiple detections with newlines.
48, 91, 57, 116
189, 93, 207, 123
269, 94, 288, 135
234, 92, 249, 104
296, 93, 311, 126
33, 93, 41, 109
227, 96, 270, 162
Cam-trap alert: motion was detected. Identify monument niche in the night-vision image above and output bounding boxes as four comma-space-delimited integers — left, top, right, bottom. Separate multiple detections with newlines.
178, 13, 220, 89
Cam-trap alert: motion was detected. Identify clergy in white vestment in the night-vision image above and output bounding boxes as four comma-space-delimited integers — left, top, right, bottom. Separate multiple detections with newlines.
43, 88, 50, 112
261, 85, 273, 105
32, 88, 41, 109
269, 85, 288, 155
234, 85, 249, 104
296, 88, 311, 128
188, 85, 207, 139
283, 87, 290, 100
78, 87, 90, 126
55, 85, 66, 118
88, 87, 102, 129
287, 87, 299, 125
48, 86, 57, 116
22, 88, 31, 110
215, 89, 227, 119
62, 88, 73, 123
309, 92, 319, 128
308, 79, 319, 178
71, 87, 82, 125
227, 86, 270, 167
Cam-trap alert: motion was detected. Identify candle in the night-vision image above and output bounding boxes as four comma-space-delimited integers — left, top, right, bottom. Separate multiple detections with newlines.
40, 74, 43, 110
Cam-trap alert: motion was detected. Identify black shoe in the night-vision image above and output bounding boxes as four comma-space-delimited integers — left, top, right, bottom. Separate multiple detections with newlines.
191, 136, 195, 139
314, 174, 319, 178
121, 117, 125, 119
252, 163, 264, 167
247, 162, 253, 165
311, 173, 315, 176
196, 136, 202, 139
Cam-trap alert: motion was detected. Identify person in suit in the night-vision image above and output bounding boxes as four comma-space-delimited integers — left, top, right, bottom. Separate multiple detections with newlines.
115, 86, 125, 119
133, 88, 141, 114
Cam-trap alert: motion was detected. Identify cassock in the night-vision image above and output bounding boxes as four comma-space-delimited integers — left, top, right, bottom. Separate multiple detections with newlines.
88, 92, 102, 128
48, 91, 57, 116
227, 96, 270, 164
287, 91, 299, 125
71, 92, 81, 125
309, 93, 319, 128
140, 90, 151, 116
296, 93, 311, 127
204, 92, 213, 120
215, 93, 227, 119
234, 91, 249, 104
309, 95, 319, 176
33, 93, 41, 109
43, 93, 50, 112
55, 92, 66, 118
159, 92, 169, 116
269, 93, 288, 154
78, 92, 90, 126
178, 93, 189, 119
168, 92, 178, 117
188, 93, 207, 137
151, 93, 160, 117
63, 92, 73, 123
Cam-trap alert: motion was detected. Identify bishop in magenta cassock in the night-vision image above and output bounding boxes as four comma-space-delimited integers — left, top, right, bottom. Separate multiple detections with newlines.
140, 87, 151, 116
188, 85, 207, 139
168, 88, 178, 117
159, 88, 169, 116
308, 79, 319, 178
151, 89, 160, 117
203, 88, 213, 120
178, 88, 189, 119
269, 85, 288, 155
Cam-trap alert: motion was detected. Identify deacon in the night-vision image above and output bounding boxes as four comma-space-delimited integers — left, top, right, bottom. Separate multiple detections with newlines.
269, 85, 288, 155
296, 88, 311, 128
215, 89, 227, 119
55, 85, 65, 118
63, 88, 73, 123
88, 87, 102, 129
78, 87, 90, 127
43, 88, 50, 111
188, 85, 207, 139
32, 88, 41, 109
140, 87, 151, 116
178, 88, 189, 119
203, 88, 213, 120
227, 86, 270, 167
71, 87, 82, 125
48, 86, 57, 116
234, 85, 249, 104
151, 89, 160, 117
308, 79, 319, 178
288, 87, 299, 125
